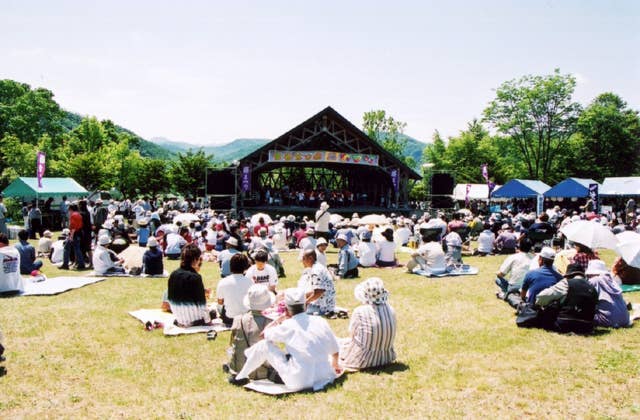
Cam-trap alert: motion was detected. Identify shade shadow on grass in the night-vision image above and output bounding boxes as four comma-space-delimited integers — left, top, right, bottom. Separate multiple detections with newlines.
357, 361, 410, 375
0, 366, 6, 378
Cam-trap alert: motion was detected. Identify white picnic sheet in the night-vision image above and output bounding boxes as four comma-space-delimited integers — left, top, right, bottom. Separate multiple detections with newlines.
244, 372, 345, 395
128, 308, 230, 336
87, 271, 169, 278
21, 276, 106, 296
413, 266, 479, 278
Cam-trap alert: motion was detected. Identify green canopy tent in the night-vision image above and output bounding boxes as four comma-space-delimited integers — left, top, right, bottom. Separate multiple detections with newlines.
2, 177, 88, 202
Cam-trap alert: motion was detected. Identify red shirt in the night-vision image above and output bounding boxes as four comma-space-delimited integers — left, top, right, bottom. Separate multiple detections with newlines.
69, 211, 83, 232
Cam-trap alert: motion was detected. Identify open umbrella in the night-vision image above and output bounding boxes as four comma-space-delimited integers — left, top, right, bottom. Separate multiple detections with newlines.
560, 220, 618, 250
616, 240, 640, 268
616, 230, 640, 245
357, 214, 388, 226
250, 213, 273, 225
330, 214, 344, 225
173, 213, 200, 224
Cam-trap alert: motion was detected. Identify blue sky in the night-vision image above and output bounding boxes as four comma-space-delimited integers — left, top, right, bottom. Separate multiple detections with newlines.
1, 0, 638, 145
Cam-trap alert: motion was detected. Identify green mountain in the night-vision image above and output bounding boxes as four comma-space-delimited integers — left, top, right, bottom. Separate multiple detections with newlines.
149, 137, 270, 163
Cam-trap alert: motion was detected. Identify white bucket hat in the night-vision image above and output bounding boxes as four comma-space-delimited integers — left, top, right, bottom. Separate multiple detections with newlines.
243, 284, 275, 311
585, 259, 609, 276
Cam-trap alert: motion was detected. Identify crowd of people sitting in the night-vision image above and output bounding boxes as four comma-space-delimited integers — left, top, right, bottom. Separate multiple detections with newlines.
2, 194, 639, 390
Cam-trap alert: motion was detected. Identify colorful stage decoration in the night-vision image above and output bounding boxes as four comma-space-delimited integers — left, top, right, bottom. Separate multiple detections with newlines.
268, 150, 379, 166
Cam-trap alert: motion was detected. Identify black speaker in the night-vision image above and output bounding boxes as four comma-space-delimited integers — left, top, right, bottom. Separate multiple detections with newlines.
431, 196, 454, 208
430, 173, 455, 195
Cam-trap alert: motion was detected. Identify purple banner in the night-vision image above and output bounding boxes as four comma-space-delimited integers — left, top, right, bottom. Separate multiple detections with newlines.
390, 169, 399, 192
241, 165, 251, 192
36, 151, 46, 188
465, 183, 471, 207
481, 163, 488, 182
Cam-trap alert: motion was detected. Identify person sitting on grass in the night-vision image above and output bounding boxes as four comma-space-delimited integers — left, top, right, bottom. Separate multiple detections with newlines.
49, 230, 68, 265
494, 224, 518, 255
475, 223, 495, 256
406, 231, 446, 275
0, 233, 23, 294
520, 247, 562, 304
37, 230, 53, 258
356, 231, 377, 268
340, 277, 396, 371
142, 237, 164, 276
235, 288, 341, 391
585, 260, 631, 328
246, 250, 278, 293
375, 228, 397, 267
333, 233, 359, 279
225, 284, 276, 384
611, 256, 640, 285
495, 238, 536, 307
297, 249, 336, 316
315, 237, 329, 267
217, 254, 253, 327
217, 236, 241, 278
165, 226, 189, 260
15, 229, 43, 274
93, 235, 126, 275
534, 263, 598, 334
167, 244, 214, 327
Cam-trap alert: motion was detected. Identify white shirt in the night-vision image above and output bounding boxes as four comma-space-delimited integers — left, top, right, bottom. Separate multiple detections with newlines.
395, 227, 412, 245
165, 233, 187, 255
246, 264, 278, 288
499, 252, 536, 286
92, 245, 119, 274
417, 242, 447, 271
216, 274, 253, 318
315, 249, 327, 266
0, 245, 23, 293
50, 240, 65, 264
357, 242, 377, 267
376, 241, 396, 263
315, 209, 331, 232
264, 312, 339, 391
477, 230, 495, 253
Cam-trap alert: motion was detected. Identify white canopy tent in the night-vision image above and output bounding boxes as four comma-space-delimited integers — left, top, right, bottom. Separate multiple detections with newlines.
452, 183, 501, 201
600, 177, 640, 196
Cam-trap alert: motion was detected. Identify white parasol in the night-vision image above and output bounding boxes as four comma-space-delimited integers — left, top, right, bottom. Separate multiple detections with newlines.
250, 213, 273, 225
173, 213, 200, 224
560, 220, 618, 250
357, 214, 388, 226
330, 214, 344, 224
616, 230, 640, 245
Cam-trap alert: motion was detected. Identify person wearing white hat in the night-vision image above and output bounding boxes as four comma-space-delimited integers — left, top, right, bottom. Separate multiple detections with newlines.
315, 237, 329, 267
235, 288, 341, 391
297, 229, 317, 261
340, 278, 396, 370
315, 202, 331, 241
92, 235, 126, 275
37, 230, 54, 257
520, 247, 562, 304
218, 236, 241, 278
142, 236, 164, 276
226, 284, 275, 383
585, 260, 630, 328
49, 230, 69, 265
333, 233, 359, 279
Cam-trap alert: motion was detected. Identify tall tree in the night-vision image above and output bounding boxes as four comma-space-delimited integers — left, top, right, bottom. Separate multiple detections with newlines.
483, 69, 581, 182
569, 93, 640, 179
362, 110, 414, 167
169, 149, 214, 198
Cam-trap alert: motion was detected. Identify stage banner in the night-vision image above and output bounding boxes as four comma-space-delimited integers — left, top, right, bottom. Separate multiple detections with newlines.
241, 165, 251, 192
36, 151, 46, 188
536, 194, 544, 215
268, 150, 379, 166
391, 169, 399, 192
589, 183, 599, 213
465, 183, 471, 207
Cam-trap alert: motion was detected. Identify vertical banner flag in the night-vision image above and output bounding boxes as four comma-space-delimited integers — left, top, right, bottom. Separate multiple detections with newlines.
241, 165, 251, 192
465, 183, 471, 207
588, 183, 599, 213
481, 164, 488, 182
487, 181, 496, 198
36, 151, 46, 188
390, 169, 399, 192
536, 194, 544, 215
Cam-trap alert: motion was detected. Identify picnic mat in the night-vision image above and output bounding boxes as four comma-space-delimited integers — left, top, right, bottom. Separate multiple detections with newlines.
21, 276, 106, 296
621, 284, 640, 293
128, 309, 230, 336
413, 266, 479, 278
88, 271, 169, 278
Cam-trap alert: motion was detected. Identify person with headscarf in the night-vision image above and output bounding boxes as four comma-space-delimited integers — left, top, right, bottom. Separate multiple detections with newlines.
339, 277, 396, 370
585, 260, 630, 328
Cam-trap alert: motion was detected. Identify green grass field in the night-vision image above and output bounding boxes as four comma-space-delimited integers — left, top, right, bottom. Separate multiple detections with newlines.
1, 239, 638, 419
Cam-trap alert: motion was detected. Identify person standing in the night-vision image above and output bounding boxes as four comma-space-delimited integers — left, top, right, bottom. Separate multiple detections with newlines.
315, 202, 331, 240
59, 196, 69, 229
28, 203, 43, 239
62, 203, 86, 270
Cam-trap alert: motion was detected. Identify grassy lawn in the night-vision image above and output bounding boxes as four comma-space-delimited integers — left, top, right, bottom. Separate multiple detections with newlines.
1, 238, 639, 418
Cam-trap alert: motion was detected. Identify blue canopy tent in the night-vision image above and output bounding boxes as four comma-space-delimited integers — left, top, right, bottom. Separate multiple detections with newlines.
490, 179, 550, 198
544, 178, 599, 198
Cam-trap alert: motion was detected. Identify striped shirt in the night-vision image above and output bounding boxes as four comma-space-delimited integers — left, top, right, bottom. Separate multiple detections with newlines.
340, 303, 396, 370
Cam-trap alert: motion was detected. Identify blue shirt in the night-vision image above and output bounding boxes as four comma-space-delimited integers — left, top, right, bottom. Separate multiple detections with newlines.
15, 240, 36, 274
521, 265, 562, 304
137, 227, 150, 245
